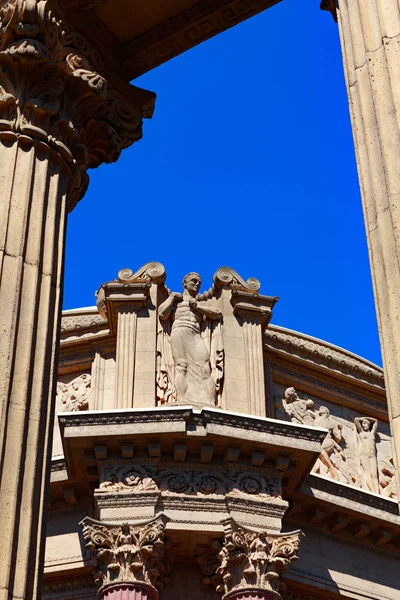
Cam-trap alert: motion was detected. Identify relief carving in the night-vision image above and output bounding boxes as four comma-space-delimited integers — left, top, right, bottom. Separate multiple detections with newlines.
57, 374, 91, 412
314, 406, 346, 482
281, 387, 397, 498
157, 272, 224, 406
354, 417, 379, 494
379, 457, 396, 499
80, 514, 170, 593
99, 465, 158, 492
282, 387, 315, 425
198, 518, 302, 598
99, 465, 281, 500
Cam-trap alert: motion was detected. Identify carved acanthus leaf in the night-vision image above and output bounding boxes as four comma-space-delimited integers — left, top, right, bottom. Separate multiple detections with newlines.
80, 514, 171, 593
198, 518, 302, 598
0, 0, 155, 209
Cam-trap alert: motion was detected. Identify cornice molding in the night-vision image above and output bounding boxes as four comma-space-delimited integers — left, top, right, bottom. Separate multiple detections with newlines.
265, 325, 384, 390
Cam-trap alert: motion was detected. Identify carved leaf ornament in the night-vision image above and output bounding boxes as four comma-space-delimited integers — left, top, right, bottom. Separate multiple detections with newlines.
0, 0, 154, 210
80, 515, 169, 593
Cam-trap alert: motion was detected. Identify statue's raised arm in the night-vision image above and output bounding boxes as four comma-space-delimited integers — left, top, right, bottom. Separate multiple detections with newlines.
156, 272, 224, 408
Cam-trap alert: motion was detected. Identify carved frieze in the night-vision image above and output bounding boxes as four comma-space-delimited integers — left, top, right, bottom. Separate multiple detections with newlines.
198, 518, 302, 598
98, 463, 282, 501
57, 374, 91, 412
80, 514, 170, 594
100, 465, 158, 493
281, 386, 397, 499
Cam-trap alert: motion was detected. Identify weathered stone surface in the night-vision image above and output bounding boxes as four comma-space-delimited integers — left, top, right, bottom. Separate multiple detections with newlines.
0, 4, 154, 597
334, 0, 400, 501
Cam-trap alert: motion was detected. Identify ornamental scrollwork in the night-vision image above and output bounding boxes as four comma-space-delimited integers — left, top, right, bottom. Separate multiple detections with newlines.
99, 465, 158, 493
198, 518, 302, 598
99, 465, 282, 500
80, 514, 170, 593
0, 0, 155, 209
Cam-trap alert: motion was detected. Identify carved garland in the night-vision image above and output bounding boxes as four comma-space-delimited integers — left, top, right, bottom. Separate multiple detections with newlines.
0, 0, 154, 209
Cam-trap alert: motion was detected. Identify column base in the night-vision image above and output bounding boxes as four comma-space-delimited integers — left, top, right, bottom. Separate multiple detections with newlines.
224, 589, 281, 600
99, 583, 158, 600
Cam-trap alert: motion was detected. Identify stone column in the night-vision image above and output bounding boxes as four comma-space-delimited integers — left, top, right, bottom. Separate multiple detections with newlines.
0, 2, 155, 598
198, 517, 302, 600
322, 0, 400, 498
80, 514, 170, 600
231, 292, 276, 417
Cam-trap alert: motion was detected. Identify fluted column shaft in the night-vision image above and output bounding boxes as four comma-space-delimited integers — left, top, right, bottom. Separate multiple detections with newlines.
232, 294, 274, 418
115, 307, 139, 409
242, 318, 266, 417
0, 1, 154, 596
0, 135, 68, 600
335, 0, 400, 498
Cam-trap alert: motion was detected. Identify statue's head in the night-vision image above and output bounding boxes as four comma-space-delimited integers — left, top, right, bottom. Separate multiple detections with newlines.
318, 406, 330, 416
361, 418, 370, 431
182, 272, 202, 296
284, 387, 297, 402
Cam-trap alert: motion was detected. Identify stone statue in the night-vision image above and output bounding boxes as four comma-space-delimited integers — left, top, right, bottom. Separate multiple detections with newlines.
56, 373, 91, 412
314, 406, 345, 481
354, 417, 379, 494
157, 273, 223, 406
282, 387, 315, 425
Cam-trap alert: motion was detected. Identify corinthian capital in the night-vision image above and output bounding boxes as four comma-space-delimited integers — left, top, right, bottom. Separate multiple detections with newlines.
80, 514, 171, 596
0, 0, 155, 209
198, 518, 302, 599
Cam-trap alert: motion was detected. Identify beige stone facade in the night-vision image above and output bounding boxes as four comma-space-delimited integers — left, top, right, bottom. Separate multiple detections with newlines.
1, 0, 400, 598
43, 264, 400, 600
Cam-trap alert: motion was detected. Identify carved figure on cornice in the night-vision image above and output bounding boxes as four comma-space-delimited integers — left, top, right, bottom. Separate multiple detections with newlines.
80, 514, 170, 594
314, 406, 345, 482
199, 518, 302, 598
379, 457, 397, 499
57, 374, 91, 412
354, 417, 379, 494
282, 387, 315, 425
157, 272, 223, 406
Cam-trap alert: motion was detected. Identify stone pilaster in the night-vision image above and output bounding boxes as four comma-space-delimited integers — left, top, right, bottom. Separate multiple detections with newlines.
231, 292, 275, 417
80, 514, 170, 600
0, 2, 155, 597
325, 0, 400, 499
96, 263, 166, 409
198, 518, 302, 600
115, 306, 140, 409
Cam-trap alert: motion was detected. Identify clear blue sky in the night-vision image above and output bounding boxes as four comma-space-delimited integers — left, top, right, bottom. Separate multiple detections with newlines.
63, 0, 382, 367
